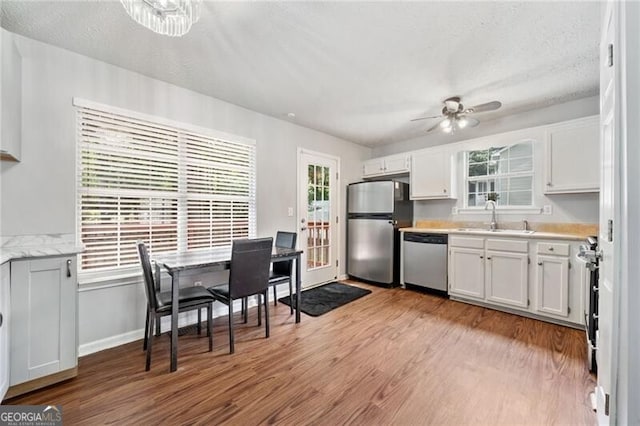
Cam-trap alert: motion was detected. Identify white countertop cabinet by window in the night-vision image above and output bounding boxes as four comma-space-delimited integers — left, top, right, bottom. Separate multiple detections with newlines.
448, 235, 585, 327
544, 116, 599, 194
0, 262, 10, 402
449, 237, 529, 310
362, 153, 410, 178
6, 255, 78, 398
410, 149, 457, 200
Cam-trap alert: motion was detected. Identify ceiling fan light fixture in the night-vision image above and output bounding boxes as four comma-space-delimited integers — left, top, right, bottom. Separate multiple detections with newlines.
458, 117, 468, 128
120, 0, 202, 36
442, 125, 453, 133
440, 118, 451, 128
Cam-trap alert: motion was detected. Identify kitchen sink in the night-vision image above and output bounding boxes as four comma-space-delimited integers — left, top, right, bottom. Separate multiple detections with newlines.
455, 228, 535, 235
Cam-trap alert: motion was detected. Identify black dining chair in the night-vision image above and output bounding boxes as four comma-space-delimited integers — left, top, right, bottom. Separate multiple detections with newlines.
268, 231, 297, 314
207, 237, 273, 354
137, 241, 215, 371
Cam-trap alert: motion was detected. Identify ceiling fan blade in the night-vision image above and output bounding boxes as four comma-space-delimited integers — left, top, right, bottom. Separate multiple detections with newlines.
464, 117, 479, 128
466, 101, 502, 113
426, 120, 445, 132
410, 114, 442, 122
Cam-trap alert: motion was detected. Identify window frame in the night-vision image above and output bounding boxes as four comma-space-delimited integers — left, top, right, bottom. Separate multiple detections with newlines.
73, 98, 257, 284
463, 140, 535, 209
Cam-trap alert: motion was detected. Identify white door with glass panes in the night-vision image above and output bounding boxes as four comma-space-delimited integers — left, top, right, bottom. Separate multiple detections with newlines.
298, 150, 339, 287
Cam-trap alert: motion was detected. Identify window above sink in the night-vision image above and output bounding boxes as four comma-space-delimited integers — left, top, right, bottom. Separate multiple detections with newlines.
465, 141, 534, 208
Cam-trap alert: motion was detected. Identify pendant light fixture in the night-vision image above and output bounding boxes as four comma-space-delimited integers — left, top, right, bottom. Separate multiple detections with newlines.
120, 0, 202, 37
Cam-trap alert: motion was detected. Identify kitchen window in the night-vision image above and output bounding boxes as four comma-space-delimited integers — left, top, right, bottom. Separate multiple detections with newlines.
465, 141, 534, 207
75, 99, 256, 278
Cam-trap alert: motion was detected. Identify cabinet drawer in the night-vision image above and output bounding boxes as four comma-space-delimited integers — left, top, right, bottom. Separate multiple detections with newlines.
449, 236, 484, 249
486, 239, 528, 253
537, 242, 569, 256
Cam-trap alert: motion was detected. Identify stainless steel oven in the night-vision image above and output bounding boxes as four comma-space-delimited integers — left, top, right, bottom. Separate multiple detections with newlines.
578, 236, 599, 373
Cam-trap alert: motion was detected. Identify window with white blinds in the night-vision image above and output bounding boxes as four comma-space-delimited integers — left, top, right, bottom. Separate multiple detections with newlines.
76, 101, 256, 274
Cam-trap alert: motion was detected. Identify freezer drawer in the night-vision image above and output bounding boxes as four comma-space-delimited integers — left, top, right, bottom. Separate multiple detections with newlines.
347, 218, 394, 284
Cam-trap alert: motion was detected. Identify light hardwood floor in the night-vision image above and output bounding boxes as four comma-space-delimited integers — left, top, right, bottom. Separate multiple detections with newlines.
6, 281, 596, 425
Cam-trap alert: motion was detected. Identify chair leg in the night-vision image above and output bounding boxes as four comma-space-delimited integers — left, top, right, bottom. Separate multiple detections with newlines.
264, 290, 270, 338
143, 306, 150, 350
243, 297, 248, 324
228, 303, 235, 354
288, 279, 293, 315
197, 308, 202, 335
273, 285, 278, 306
155, 315, 161, 336
257, 294, 262, 326
146, 315, 155, 371
207, 304, 213, 352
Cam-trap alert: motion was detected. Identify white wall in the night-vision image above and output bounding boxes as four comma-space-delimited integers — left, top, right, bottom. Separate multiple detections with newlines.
0, 31, 370, 351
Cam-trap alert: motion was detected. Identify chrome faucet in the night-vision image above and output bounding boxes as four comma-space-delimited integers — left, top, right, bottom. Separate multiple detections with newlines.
485, 200, 497, 231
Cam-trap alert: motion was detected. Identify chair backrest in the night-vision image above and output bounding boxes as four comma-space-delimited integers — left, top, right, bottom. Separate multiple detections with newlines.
137, 241, 159, 311
272, 231, 297, 276
229, 237, 274, 299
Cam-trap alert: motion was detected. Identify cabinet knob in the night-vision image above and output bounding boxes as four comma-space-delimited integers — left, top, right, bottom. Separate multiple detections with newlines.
537, 262, 543, 266
548, 247, 554, 251
0, 313, 3, 328
480, 255, 484, 259
547, 182, 552, 186
443, 189, 447, 193
66, 259, 72, 277
487, 256, 492, 260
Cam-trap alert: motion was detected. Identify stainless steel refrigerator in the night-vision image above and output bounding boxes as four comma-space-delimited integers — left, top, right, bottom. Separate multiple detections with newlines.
347, 181, 413, 286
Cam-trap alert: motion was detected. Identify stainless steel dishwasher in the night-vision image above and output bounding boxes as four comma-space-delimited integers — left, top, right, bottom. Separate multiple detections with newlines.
403, 233, 448, 294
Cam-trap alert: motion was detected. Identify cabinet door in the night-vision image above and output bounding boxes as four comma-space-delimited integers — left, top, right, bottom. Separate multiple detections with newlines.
485, 250, 529, 308
383, 154, 410, 174
544, 116, 599, 193
0, 32, 22, 161
362, 158, 385, 177
535, 255, 569, 317
0, 262, 10, 401
10, 256, 77, 385
449, 247, 485, 299
410, 150, 456, 199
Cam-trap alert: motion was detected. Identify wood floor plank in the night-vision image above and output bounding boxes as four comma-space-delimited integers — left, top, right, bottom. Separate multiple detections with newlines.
4, 281, 596, 425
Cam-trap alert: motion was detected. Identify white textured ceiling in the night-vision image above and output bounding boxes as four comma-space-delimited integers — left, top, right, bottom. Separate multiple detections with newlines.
1, 1, 600, 147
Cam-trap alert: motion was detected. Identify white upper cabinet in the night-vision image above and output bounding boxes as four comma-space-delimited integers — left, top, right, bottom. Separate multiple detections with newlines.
410, 148, 457, 199
362, 153, 410, 178
0, 30, 22, 162
544, 116, 599, 193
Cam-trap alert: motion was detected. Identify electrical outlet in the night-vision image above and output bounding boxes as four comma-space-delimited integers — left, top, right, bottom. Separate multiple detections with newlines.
542, 205, 552, 215
287, 207, 294, 217
194, 281, 202, 286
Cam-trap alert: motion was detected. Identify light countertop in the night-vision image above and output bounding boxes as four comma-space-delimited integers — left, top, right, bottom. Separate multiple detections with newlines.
1, 234, 84, 264
400, 227, 591, 241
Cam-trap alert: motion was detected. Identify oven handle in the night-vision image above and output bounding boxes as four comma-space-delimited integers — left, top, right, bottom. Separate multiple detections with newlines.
584, 313, 598, 351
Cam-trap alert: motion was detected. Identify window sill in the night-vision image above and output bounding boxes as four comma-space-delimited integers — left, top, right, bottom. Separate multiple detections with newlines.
455, 206, 542, 215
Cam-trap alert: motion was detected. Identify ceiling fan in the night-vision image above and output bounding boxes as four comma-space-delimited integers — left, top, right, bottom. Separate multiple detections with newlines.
411, 96, 502, 133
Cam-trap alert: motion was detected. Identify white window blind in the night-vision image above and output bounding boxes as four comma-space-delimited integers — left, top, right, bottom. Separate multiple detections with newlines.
76, 102, 256, 274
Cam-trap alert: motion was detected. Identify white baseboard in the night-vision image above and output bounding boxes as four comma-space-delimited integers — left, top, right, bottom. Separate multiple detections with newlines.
79, 329, 145, 357
338, 274, 349, 281
79, 297, 267, 357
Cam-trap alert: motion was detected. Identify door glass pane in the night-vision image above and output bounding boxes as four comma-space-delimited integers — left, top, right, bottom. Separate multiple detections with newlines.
306, 161, 331, 270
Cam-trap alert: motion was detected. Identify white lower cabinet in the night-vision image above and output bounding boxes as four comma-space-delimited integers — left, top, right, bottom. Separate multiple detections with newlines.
449, 237, 529, 309
449, 247, 485, 299
0, 262, 10, 401
448, 235, 584, 327
8, 255, 78, 396
486, 250, 529, 309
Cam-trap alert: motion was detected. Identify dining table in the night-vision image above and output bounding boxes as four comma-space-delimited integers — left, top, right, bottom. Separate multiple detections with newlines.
152, 245, 303, 372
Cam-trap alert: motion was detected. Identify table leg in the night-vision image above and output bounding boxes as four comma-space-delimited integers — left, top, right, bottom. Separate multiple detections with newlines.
295, 253, 301, 323
170, 270, 180, 372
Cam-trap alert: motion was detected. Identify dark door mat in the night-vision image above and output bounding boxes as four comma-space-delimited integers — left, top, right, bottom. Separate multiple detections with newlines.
278, 282, 372, 317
